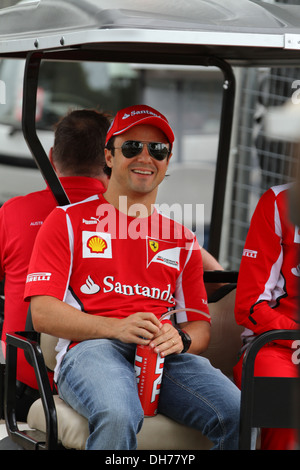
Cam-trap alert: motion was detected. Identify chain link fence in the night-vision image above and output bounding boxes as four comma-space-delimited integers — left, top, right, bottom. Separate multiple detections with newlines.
227, 67, 298, 267
220, 0, 300, 270
223, 64, 299, 269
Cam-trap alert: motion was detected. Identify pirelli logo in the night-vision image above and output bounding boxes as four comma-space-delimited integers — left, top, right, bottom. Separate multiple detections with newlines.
26, 272, 51, 282
242, 249, 257, 259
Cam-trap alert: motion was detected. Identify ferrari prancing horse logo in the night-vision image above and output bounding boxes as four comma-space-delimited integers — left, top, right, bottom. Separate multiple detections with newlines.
149, 240, 159, 252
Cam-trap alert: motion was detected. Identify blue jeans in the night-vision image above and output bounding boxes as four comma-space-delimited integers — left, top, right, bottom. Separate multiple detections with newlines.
57, 339, 241, 450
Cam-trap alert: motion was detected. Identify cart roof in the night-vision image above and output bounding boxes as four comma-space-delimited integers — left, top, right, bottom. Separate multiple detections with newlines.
0, 0, 300, 65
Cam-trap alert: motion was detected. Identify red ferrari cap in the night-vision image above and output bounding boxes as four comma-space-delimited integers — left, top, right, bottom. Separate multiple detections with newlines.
105, 104, 174, 145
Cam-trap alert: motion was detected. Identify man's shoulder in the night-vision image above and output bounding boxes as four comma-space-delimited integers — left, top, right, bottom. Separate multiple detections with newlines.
155, 209, 196, 245
0, 188, 55, 215
2, 187, 45, 203
270, 182, 292, 198
259, 183, 292, 214
58, 194, 101, 213
256, 183, 291, 209
50, 194, 102, 227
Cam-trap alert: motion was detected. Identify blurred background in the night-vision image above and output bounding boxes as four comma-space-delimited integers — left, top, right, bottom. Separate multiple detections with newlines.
0, 0, 299, 271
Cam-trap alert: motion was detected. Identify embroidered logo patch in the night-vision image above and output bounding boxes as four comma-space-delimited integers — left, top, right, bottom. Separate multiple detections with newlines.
146, 237, 180, 270
82, 231, 112, 258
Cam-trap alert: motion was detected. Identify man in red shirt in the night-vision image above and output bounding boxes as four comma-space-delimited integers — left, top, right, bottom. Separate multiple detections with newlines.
0, 109, 110, 419
0, 105, 226, 427
234, 183, 299, 450
25, 104, 241, 450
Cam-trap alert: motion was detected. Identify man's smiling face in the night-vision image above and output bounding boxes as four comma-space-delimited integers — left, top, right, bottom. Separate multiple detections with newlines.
105, 124, 171, 199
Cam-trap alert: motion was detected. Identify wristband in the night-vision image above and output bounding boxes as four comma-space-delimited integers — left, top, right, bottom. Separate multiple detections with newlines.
176, 328, 192, 353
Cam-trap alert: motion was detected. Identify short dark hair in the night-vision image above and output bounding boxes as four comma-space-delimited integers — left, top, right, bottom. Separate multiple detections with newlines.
52, 109, 111, 177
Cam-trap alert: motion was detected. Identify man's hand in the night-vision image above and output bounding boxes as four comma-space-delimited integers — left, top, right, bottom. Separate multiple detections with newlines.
31, 296, 210, 356
150, 320, 211, 357
115, 311, 162, 345
149, 322, 183, 356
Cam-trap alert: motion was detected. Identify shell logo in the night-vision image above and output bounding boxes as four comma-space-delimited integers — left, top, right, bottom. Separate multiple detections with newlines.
87, 236, 107, 253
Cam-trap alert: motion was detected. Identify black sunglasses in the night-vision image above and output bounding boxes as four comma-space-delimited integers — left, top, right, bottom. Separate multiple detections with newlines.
110, 140, 171, 161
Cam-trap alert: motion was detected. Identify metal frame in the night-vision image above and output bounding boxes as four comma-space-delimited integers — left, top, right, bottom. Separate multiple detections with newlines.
1, 1, 300, 64
21, 51, 235, 256
5, 331, 60, 450
22, 52, 70, 206
0, 0, 299, 448
1, 0, 300, 255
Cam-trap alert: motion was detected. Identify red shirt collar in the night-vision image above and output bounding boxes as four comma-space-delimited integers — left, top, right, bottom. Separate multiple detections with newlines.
46, 176, 106, 193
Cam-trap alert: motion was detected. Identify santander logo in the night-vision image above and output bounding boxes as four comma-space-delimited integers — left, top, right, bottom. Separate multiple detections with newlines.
80, 275, 100, 294
79, 274, 175, 304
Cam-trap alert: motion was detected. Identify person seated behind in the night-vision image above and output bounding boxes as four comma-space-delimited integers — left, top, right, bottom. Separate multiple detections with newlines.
234, 183, 299, 450
0, 109, 110, 420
